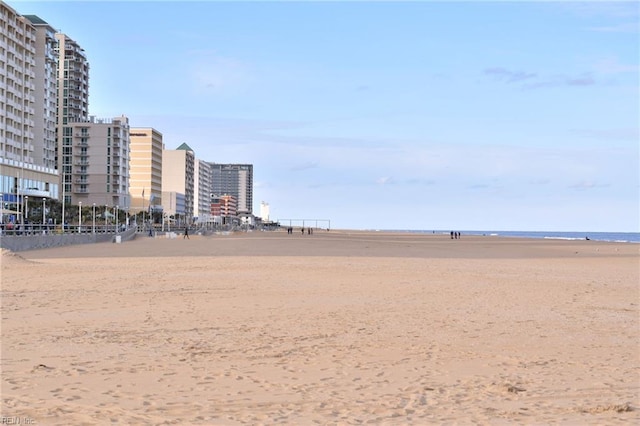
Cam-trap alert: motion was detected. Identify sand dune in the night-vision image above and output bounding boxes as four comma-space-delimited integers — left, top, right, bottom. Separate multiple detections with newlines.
1, 230, 638, 424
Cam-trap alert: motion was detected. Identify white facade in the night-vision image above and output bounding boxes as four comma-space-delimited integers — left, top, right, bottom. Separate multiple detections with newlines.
194, 158, 213, 223
260, 201, 270, 221
24, 15, 58, 171
1, 3, 59, 224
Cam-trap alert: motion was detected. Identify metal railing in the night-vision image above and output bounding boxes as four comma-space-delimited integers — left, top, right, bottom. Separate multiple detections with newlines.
0, 223, 127, 236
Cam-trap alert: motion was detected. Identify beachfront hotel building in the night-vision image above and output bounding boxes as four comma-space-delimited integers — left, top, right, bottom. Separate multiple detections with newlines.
210, 194, 237, 224
209, 163, 253, 216
194, 158, 213, 224
129, 127, 163, 217
54, 31, 90, 205
161, 191, 185, 225
1, 3, 59, 223
23, 15, 58, 172
64, 115, 131, 211
162, 143, 195, 223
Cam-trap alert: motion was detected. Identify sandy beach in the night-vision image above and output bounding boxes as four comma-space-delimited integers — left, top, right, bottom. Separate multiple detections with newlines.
1, 230, 638, 425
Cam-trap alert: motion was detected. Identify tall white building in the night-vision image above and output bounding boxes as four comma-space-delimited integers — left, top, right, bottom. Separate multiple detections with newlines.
23, 15, 57, 171
194, 158, 212, 223
1, 3, 59, 223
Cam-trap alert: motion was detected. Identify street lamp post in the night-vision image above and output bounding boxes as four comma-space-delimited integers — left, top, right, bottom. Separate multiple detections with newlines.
24, 196, 28, 223
78, 201, 82, 233
115, 205, 119, 232
92, 203, 96, 233
61, 171, 65, 233
42, 198, 46, 233
142, 188, 146, 229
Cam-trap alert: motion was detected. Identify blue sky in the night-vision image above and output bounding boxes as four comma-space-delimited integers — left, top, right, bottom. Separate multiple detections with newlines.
17, 0, 639, 231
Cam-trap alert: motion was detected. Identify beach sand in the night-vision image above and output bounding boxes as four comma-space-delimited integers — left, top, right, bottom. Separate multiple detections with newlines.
1, 230, 638, 424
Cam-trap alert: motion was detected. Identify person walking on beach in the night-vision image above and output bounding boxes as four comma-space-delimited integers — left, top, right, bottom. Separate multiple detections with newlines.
184, 225, 189, 239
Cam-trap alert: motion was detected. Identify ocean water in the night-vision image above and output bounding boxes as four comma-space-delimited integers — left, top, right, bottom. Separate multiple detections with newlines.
393, 230, 640, 243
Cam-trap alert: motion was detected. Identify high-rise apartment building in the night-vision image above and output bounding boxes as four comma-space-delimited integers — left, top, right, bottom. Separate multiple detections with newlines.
54, 32, 88, 126
194, 158, 212, 223
129, 127, 163, 215
23, 15, 57, 171
162, 143, 195, 223
1, 3, 59, 222
65, 115, 130, 209
55, 31, 89, 204
210, 163, 253, 215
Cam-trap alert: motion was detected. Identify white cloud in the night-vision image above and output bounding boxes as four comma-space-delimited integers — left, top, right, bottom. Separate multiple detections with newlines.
290, 162, 319, 172
186, 52, 253, 94
588, 22, 639, 33
484, 67, 598, 89
376, 176, 393, 185
572, 128, 639, 142
592, 56, 640, 75
484, 67, 537, 83
569, 181, 611, 191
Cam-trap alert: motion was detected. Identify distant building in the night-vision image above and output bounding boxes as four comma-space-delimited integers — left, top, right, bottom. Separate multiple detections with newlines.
211, 194, 237, 224
209, 163, 253, 215
194, 159, 212, 223
162, 143, 195, 223
129, 127, 163, 215
162, 191, 185, 224
260, 201, 270, 222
